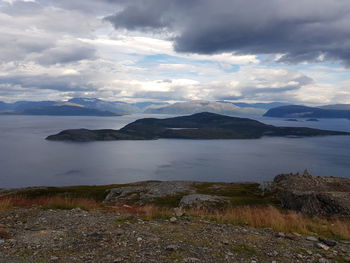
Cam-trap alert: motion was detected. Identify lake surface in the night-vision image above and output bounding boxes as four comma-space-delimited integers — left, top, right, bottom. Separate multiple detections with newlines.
1, 114, 350, 188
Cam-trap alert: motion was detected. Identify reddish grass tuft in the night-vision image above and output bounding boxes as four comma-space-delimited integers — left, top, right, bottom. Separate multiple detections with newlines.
190, 205, 350, 240
0, 196, 100, 211
0, 227, 11, 239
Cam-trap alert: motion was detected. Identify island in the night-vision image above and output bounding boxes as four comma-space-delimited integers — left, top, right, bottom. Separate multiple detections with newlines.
46, 112, 349, 142
264, 105, 350, 119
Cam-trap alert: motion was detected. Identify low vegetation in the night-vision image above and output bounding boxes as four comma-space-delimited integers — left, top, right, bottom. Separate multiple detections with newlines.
115, 205, 350, 240
1, 184, 350, 240
0, 196, 99, 211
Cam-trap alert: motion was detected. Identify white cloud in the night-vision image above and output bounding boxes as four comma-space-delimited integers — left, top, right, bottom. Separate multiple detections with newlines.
0, 0, 349, 105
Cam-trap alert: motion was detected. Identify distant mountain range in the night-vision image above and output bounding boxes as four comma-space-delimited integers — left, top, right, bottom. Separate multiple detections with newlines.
0, 105, 119, 116
144, 101, 267, 115
2, 98, 350, 118
0, 98, 276, 116
264, 105, 350, 119
231, 102, 289, 109
0, 98, 168, 116
46, 112, 350, 142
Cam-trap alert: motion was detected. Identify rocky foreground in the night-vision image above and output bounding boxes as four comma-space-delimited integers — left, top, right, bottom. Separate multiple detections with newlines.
1, 173, 350, 262
1, 207, 350, 263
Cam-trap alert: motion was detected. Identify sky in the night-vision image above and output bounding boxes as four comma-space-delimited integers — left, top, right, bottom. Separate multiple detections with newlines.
0, 0, 350, 105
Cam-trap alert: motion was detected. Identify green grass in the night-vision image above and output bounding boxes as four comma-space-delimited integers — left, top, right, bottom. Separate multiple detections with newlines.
231, 243, 259, 257
166, 253, 184, 262
194, 182, 278, 207
151, 194, 186, 207
12, 184, 137, 201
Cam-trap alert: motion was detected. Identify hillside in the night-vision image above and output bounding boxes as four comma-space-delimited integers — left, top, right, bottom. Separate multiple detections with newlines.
46, 112, 349, 141
264, 105, 350, 119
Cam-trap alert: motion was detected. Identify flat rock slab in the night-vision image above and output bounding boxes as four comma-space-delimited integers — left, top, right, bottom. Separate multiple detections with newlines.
179, 194, 228, 209
104, 181, 196, 204
273, 173, 350, 216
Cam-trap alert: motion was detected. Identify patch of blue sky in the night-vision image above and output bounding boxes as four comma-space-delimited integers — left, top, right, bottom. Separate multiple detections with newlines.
136, 53, 240, 73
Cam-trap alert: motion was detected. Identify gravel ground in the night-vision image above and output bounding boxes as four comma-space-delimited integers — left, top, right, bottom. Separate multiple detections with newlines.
1, 208, 350, 263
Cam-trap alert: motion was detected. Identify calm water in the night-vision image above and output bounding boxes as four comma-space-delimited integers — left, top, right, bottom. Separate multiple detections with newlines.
1, 114, 350, 188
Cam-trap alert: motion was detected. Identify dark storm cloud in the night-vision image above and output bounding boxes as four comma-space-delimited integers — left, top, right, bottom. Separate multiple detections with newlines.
106, 0, 350, 65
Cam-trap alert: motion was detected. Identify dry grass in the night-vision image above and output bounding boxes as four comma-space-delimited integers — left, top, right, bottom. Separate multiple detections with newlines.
0, 196, 100, 211
1, 196, 350, 240
0, 198, 12, 210
193, 205, 350, 240
108, 204, 173, 220
116, 204, 350, 240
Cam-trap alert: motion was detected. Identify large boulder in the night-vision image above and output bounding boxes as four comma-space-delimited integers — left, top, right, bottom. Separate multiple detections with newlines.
104, 181, 195, 204
273, 172, 350, 216
179, 194, 228, 210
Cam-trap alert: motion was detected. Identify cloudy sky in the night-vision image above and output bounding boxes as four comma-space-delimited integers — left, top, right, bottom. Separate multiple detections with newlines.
1, 0, 350, 104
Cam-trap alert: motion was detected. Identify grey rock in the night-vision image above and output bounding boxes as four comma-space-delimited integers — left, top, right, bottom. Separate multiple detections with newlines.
104, 181, 195, 204
306, 236, 318, 242
165, 245, 178, 251
174, 207, 184, 217
316, 242, 330, 251
259, 181, 273, 192
273, 173, 350, 216
179, 194, 228, 209
184, 257, 200, 263
319, 237, 337, 247
318, 258, 329, 263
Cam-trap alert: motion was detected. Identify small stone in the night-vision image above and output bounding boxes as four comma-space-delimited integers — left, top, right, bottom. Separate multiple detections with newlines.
306, 236, 318, 242
316, 242, 330, 251
174, 207, 184, 217
277, 232, 285, 238
297, 254, 303, 258
306, 250, 313, 255
227, 252, 234, 256
293, 232, 301, 237
0, 239, 5, 244
89, 232, 103, 239
318, 258, 329, 263
183, 257, 200, 263
222, 239, 229, 245
169, 217, 177, 223
116, 229, 124, 236
50, 256, 59, 261
165, 245, 178, 251
286, 233, 297, 240
319, 238, 337, 247
137, 237, 142, 242
113, 258, 123, 263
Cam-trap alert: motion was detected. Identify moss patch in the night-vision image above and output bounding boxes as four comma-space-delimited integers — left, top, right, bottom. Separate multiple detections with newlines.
194, 182, 278, 207
12, 184, 138, 201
